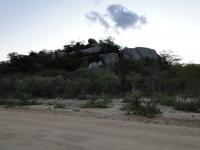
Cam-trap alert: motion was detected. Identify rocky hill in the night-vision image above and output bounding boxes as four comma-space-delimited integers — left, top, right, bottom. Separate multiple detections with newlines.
0, 38, 199, 103
55, 42, 160, 70
72, 44, 160, 69
0, 38, 161, 73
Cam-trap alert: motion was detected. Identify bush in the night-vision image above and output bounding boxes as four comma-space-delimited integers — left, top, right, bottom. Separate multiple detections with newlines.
53, 103, 66, 109
174, 99, 200, 112
0, 99, 19, 107
83, 98, 112, 108
0, 77, 17, 97
152, 93, 176, 106
95, 69, 121, 95
14, 75, 65, 98
4, 99, 18, 107
18, 99, 41, 106
0, 98, 41, 107
122, 91, 161, 118
0, 99, 8, 105
13, 90, 33, 100
63, 80, 82, 98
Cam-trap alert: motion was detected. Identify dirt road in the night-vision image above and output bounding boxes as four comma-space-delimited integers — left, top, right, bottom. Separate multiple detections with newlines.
0, 109, 199, 150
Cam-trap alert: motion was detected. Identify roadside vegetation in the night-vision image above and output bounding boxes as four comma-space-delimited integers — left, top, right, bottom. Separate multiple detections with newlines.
0, 99, 41, 107
0, 38, 199, 115
53, 102, 66, 109
122, 91, 162, 118
83, 97, 112, 108
173, 97, 200, 112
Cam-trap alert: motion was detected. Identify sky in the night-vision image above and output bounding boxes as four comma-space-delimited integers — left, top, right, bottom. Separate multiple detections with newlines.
0, 0, 200, 63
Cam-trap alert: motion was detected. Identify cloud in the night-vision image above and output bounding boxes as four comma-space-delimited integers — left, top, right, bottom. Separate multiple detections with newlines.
85, 11, 110, 29
107, 4, 147, 29
93, 0, 101, 5
85, 4, 147, 31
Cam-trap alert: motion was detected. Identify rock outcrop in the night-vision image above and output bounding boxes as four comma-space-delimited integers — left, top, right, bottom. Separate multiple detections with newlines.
121, 47, 159, 60
55, 45, 159, 69
100, 53, 119, 65
81, 45, 101, 54
88, 61, 103, 70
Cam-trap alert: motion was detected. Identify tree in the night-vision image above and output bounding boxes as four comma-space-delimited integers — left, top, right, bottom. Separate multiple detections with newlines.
159, 50, 181, 65
88, 38, 97, 45
99, 37, 120, 54
29, 51, 37, 57
8, 52, 19, 63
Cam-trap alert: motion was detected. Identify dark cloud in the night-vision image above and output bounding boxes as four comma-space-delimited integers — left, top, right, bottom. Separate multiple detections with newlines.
85, 4, 147, 31
85, 11, 110, 29
107, 4, 147, 29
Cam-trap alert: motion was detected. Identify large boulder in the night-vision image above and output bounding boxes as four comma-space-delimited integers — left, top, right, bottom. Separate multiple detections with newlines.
88, 61, 103, 70
100, 53, 119, 65
81, 44, 101, 54
121, 47, 159, 60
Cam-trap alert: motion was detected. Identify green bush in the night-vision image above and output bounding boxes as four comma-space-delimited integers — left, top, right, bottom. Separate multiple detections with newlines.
95, 69, 121, 95
0, 98, 41, 107
53, 103, 66, 109
174, 99, 200, 112
5, 99, 18, 107
0, 99, 8, 105
13, 90, 33, 100
63, 80, 82, 98
14, 75, 65, 98
0, 99, 21, 107
152, 93, 176, 106
83, 98, 112, 108
18, 99, 41, 106
122, 91, 161, 118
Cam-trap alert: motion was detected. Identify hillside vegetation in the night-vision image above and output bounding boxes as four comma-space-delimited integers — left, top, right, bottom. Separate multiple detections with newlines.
0, 38, 199, 114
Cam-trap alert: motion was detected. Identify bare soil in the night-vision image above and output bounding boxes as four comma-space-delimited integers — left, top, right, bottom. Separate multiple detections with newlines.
0, 108, 200, 150
22, 98, 200, 128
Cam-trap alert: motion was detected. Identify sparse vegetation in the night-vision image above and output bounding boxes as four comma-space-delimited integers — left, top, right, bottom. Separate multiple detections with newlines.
173, 97, 200, 112
0, 38, 200, 114
0, 99, 10, 106
122, 91, 162, 118
0, 99, 41, 107
83, 98, 112, 108
53, 103, 66, 109
152, 93, 176, 106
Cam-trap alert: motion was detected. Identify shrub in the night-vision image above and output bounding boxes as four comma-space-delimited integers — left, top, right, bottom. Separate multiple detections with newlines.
83, 98, 112, 108
95, 69, 121, 95
122, 91, 161, 118
14, 75, 65, 98
0, 99, 8, 105
152, 93, 176, 106
18, 99, 41, 106
143, 100, 162, 117
87, 95, 98, 101
53, 103, 66, 109
173, 98, 200, 112
13, 90, 33, 100
63, 80, 82, 98
0, 77, 16, 97
0, 98, 41, 107
5, 99, 18, 107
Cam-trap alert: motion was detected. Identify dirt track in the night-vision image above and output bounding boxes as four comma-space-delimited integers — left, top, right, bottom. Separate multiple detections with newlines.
0, 109, 200, 150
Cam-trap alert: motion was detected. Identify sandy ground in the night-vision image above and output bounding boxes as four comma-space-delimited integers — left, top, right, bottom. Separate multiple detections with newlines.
0, 108, 200, 150
32, 99, 200, 120
20, 99, 200, 128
